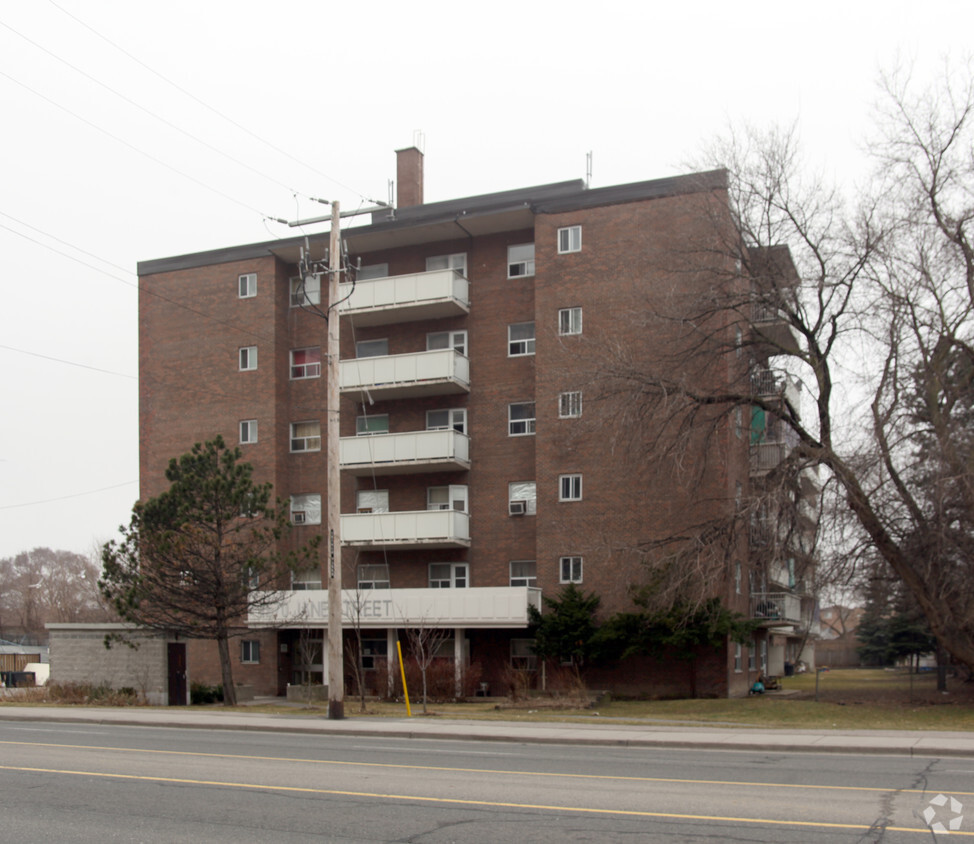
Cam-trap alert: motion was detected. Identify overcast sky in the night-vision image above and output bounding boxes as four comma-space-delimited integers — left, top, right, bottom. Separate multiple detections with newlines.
1, 1, 971, 561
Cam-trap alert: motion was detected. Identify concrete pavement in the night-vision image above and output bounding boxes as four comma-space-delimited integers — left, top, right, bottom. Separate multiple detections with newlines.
0, 703, 972, 757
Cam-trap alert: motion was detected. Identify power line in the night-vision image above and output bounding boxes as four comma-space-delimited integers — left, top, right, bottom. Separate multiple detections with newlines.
0, 481, 138, 511
0, 343, 136, 380
46, 0, 381, 205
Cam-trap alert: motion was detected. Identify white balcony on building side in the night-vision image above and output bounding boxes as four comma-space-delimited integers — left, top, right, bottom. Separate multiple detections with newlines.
340, 349, 470, 400
751, 591, 804, 627
751, 302, 801, 354
338, 269, 470, 327
249, 586, 542, 629
340, 430, 470, 475
341, 509, 471, 549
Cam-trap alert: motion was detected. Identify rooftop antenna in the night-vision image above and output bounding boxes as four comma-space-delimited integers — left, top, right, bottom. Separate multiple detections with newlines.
412, 129, 425, 152
585, 151, 593, 189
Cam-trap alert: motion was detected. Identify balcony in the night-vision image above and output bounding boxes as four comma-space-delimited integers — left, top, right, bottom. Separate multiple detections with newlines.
751, 368, 801, 418
340, 349, 470, 400
341, 509, 470, 549
249, 586, 542, 629
749, 440, 791, 474
751, 592, 803, 627
340, 430, 470, 476
338, 269, 469, 327
751, 302, 801, 355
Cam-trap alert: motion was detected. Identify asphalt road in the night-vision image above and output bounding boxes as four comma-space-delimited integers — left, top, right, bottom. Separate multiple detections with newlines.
0, 721, 970, 842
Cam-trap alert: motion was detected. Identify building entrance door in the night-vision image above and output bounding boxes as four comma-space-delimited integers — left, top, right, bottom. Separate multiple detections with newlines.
167, 642, 187, 705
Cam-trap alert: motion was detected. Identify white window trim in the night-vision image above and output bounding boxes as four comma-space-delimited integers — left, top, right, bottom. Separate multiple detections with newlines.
508, 402, 536, 436
508, 481, 537, 516
558, 391, 582, 418
558, 307, 582, 336
357, 563, 391, 590
507, 243, 536, 278
240, 640, 260, 664
427, 330, 467, 355
426, 253, 467, 277
559, 474, 582, 502
356, 338, 389, 358
238, 346, 257, 371
290, 494, 321, 526
238, 273, 257, 299
290, 347, 321, 380
427, 484, 468, 513
290, 421, 321, 453
557, 225, 582, 254
509, 560, 537, 587
356, 414, 390, 436
239, 419, 258, 444
559, 555, 583, 584
508, 322, 536, 357
427, 408, 467, 434
428, 562, 469, 588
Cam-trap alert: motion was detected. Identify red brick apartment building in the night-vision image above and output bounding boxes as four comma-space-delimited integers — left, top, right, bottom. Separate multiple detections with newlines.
137, 148, 814, 700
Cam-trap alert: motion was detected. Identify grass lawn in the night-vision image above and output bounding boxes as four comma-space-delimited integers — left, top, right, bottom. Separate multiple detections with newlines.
232, 669, 974, 732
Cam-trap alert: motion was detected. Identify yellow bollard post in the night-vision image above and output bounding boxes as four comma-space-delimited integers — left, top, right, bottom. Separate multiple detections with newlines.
397, 640, 411, 717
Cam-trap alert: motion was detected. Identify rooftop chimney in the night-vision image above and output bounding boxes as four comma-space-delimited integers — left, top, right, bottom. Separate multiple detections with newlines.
396, 146, 424, 208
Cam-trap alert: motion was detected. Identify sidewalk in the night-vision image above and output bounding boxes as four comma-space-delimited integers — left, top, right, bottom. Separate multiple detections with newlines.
0, 703, 972, 757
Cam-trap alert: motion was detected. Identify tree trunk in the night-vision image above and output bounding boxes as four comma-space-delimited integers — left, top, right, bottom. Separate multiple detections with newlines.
217, 635, 237, 706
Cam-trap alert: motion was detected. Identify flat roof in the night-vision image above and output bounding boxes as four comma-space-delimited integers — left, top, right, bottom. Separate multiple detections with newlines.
138, 169, 727, 277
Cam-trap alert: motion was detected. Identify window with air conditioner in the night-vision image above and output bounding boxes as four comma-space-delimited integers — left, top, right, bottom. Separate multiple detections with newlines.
509, 500, 526, 516
507, 243, 535, 278
509, 481, 536, 515
290, 494, 321, 525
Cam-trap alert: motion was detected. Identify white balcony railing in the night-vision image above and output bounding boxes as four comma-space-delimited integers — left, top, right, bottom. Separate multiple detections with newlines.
340, 349, 470, 400
751, 592, 803, 625
340, 430, 470, 475
341, 509, 471, 549
338, 269, 469, 327
249, 586, 542, 629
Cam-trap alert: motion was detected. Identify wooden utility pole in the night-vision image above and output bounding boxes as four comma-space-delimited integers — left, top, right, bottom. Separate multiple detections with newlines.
326, 200, 344, 720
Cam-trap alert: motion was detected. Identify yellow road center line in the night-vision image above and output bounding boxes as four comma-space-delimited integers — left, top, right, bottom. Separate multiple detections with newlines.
0, 763, 966, 835
0, 738, 968, 796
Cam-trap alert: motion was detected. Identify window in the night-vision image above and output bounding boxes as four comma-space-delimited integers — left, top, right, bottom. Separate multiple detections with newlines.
508, 243, 535, 278
238, 346, 257, 371
510, 638, 537, 670
357, 263, 389, 281
244, 567, 260, 589
359, 637, 388, 670
427, 408, 467, 434
426, 253, 467, 277
557, 225, 582, 254
429, 562, 468, 588
290, 347, 321, 379
239, 419, 258, 444
508, 322, 535, 356
290, 494, 321, 525
509, 481, 537, 516
357, 563, 390, 590
356, 489, 389, 513
559, 474, 582, 501
508, 402, 536, 436
292, 568, 322, 590
510, 561, 537, 587
734, 643, 742, 673
735, 560, 742, 595
558, 391, 582, 418
238, 273, 256, 298
290, 421, 321, 452
427, 330, 467, 355
560, 555, 583, 583
427, 484, 468, 512
240, 640, 260, 664
558, 307, 582, 336
290, 274, 320, 306
356, 338, 388, 358
356, 414, 389, 436
748, 640, 757, 671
